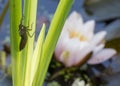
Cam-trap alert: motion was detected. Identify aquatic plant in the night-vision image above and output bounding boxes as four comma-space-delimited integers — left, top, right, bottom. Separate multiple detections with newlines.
10, 0, 74, 86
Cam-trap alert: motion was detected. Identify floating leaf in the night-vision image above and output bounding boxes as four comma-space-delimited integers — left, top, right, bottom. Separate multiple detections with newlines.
105, 20, 120, 40
84, 0, 120, 21
105, 20, 120, 53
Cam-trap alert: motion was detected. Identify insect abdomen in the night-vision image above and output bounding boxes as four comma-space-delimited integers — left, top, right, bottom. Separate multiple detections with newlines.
19, 35, 27, 51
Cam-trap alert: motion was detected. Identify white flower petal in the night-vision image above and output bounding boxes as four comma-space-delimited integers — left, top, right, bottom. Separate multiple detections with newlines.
71, 45, 94, 66
80, 20, 95, 40
83, 20, 95, 32
67, 11, 83, 25
62, 41, 94, 67
55, 34, 69, 61
93, 44, 105, 54
60, 38, 81, 62
58, 38, 81, 66
55, 11, 116, 67
64, 11, 83, 31
87, 48, 116, 65
91, 31, 107, 45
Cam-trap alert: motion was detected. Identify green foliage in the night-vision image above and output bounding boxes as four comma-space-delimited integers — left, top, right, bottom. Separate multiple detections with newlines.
10, 0, 22, 85
10, 0, 74, 86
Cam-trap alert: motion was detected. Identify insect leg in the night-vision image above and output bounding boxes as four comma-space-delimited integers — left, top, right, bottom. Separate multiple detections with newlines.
27, 23, 35, 37
27, 30, 35, 38
27, 23, 34, 31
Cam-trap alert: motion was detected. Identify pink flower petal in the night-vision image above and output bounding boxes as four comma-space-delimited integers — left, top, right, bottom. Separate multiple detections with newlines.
93, 44, 104, 54
90, 31, 106, 45
80, 20, 95, 41
67, 11, 83, 25
83, 20, 95, 32
59, 40, 94, 67
87, 48, 116, 65
55, 11, 116, 67
64, 11, 83, 31
55, 35, 69, 61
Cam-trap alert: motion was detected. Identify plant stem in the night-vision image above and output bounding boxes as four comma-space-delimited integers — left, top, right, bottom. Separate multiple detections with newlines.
10, 0, 22, 86
22, 0, 38, 86
33, 0, 74, 86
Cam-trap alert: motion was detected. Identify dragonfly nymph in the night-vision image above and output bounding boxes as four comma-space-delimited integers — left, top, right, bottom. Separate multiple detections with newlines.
19, 18, 34, 51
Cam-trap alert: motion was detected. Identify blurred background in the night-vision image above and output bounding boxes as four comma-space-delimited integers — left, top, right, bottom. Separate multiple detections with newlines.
0, 0, 120, 86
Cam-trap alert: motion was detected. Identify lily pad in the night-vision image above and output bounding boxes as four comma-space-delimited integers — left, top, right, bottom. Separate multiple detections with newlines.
105, 19, 120, 40
84, 0, 120, 21
104, 20, 120, 53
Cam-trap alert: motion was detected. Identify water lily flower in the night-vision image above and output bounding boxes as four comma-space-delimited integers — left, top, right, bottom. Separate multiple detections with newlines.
54, 11, 116, 67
